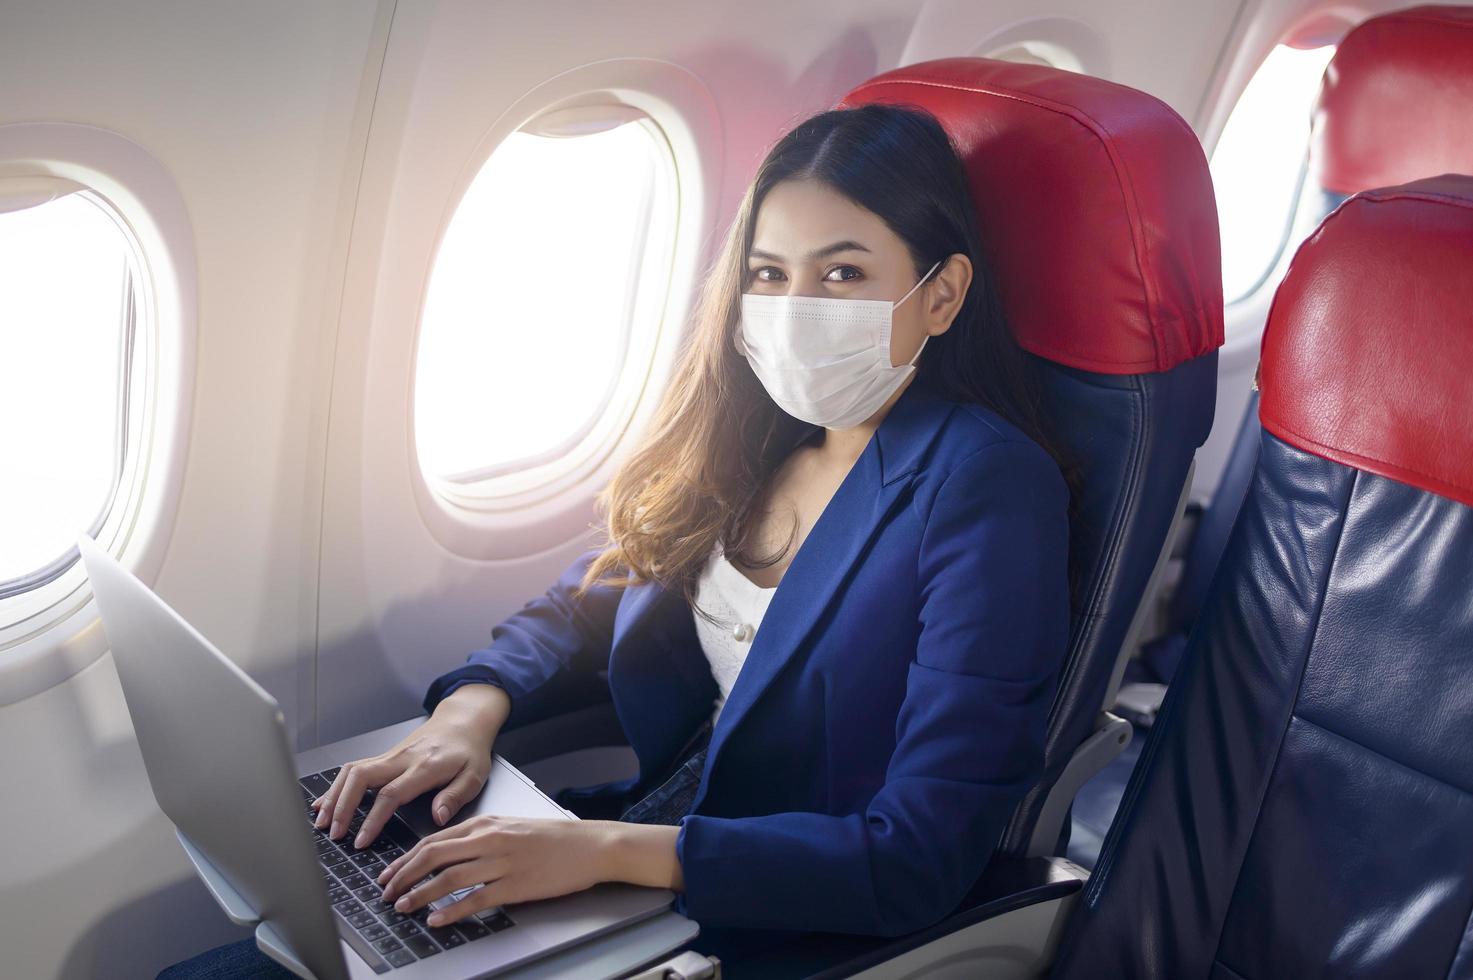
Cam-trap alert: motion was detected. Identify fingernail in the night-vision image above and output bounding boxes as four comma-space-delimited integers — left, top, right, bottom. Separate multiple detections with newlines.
354, 833, 366, 848
395, 896, 410, 910
427, 912, 443, 926
330, 822, 340, 838
436, 806, 449, 824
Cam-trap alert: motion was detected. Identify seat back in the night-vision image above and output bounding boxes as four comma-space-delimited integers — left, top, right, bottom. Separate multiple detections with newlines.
1052, 175, 1473, 978
838, 59, 1223, 857
1158, 5, 1473, 673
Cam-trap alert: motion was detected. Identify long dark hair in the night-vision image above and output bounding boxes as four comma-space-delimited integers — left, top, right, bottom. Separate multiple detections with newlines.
579, 102, 1075, 606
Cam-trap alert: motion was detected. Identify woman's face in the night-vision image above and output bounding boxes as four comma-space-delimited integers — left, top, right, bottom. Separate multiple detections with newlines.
745, 178, 969, 366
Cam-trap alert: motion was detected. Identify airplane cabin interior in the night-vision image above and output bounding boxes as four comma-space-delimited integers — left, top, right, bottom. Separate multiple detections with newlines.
1, 1, 1470, 978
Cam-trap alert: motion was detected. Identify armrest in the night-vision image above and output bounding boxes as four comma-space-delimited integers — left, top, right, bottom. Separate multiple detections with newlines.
704, 855, 1086, 980
491, 672, 628, 767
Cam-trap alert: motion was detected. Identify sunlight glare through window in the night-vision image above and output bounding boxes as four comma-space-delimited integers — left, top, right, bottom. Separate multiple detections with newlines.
0, 193, 130, 582
1211, 44, 1336, 302
415, 121, 666, 483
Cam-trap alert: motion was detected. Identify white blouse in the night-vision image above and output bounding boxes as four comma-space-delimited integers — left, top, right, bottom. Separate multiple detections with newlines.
692, 543, 778, 723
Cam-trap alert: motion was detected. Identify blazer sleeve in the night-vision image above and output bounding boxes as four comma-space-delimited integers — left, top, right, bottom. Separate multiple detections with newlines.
673, 439, 1071, 936
421, 546, 626, 728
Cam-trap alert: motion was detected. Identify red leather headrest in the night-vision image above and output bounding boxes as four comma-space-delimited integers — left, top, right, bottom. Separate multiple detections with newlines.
1312, 5, 1473, 196
1260, 175, 1473, 508
838, 58, 1223, 375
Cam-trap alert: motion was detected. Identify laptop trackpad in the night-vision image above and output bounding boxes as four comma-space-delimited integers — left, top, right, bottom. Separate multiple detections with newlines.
392, 756, 569, 840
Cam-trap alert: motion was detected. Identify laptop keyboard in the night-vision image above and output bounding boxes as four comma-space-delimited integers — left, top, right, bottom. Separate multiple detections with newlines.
299, 766, 516, 973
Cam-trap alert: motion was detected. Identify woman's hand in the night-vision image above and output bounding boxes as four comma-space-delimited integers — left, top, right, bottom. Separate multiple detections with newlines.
310, 684, 512, 847
376, 817, 682, 926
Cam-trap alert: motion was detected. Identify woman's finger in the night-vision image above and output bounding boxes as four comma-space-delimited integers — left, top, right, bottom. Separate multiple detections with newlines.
430, 766, 486, 827
329, 758, 390, 839
380, 834, 485, 903
390, 858, 489, 914
355, 767, 441, 848
313, 763, 357, 829
375, 813, 486, 889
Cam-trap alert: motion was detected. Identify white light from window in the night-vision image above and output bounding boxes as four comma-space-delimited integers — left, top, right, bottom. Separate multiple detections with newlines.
415, 121, 669, 483
1211, 44, 1336, 302
0, 193, 131, 582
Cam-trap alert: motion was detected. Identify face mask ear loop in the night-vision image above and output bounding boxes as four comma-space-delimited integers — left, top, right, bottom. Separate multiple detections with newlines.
895, 257, 943, 368
906, 332, 930, 368
893, 257, 945, 311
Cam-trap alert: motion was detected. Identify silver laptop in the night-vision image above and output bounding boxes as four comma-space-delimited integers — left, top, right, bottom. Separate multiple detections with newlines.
76, 533, 686, 979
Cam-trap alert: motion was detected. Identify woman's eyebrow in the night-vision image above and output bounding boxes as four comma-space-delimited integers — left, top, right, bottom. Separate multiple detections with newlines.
748, 240, 872, 262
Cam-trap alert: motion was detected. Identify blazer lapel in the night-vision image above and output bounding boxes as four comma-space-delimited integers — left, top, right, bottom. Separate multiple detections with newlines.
695, 382, 958, 799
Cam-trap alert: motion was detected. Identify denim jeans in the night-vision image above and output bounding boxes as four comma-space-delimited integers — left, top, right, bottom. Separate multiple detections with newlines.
155, 937, 297, 979
617, 719, 712, 825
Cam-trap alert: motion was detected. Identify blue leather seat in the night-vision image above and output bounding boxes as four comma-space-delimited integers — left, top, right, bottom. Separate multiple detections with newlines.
1051, 173, 1473, 977
839, 55, 1224, 859
1144, 5, 1473, 685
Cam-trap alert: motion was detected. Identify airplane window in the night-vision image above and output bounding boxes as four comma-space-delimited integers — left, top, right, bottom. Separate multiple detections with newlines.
414, 115, 676, 489
0, 190, 138, 593
1210, 43, 1336, 303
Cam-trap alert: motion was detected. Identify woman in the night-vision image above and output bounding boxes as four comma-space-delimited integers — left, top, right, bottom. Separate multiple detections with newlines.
160, 101, 1071, 977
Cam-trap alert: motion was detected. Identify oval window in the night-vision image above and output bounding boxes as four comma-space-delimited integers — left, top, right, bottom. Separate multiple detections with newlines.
1211, 43, 1337, 303
413, 111, 678, 493
0, 187, 140, 595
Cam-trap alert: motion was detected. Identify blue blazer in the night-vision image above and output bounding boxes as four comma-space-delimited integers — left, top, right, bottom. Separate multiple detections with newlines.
422, 381, 1070, 939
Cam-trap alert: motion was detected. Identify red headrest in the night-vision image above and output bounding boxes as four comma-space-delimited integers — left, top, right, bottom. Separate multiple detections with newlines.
838, 58, 1223, 375
1260, 175, 1473, 508
1312, 5, 1473, 196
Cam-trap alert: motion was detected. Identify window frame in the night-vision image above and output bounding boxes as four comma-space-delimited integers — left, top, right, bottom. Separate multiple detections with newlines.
0, 122, 196, 707
1209, 41, 1338, 312
0, 189, 142, 601
410, 108, 682, 510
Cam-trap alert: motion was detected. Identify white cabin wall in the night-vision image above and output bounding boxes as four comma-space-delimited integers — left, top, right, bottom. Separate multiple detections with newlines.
0, 1, 388, 977
0, 0, 1383, 976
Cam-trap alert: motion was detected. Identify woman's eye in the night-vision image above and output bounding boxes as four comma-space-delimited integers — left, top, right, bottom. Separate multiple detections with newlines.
751, 266, 784, 283
825, 265, 862, 282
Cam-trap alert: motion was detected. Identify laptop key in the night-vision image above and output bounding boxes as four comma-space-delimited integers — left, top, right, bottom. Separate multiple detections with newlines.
334, 898, 363, 916
455, 918, 490, 940
386, 948, 416, 968
300, 773, 333, 797
353, 884, 382, 903
427, 925, 465, 949
378, 909, 408, 926
403, 933, 440, 958
348, 909, 377, 931
481, 911, 515, 932
364, 895, 395, 915
319, 766, 341, 781
361, 922, 390, 942
371, 936, 403, 955
341, 873, 371, 890
351, 851, 379, 867
383, 815, 420, 850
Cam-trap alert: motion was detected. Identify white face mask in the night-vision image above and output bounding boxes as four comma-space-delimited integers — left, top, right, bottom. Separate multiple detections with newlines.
736, 257, 943, 429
